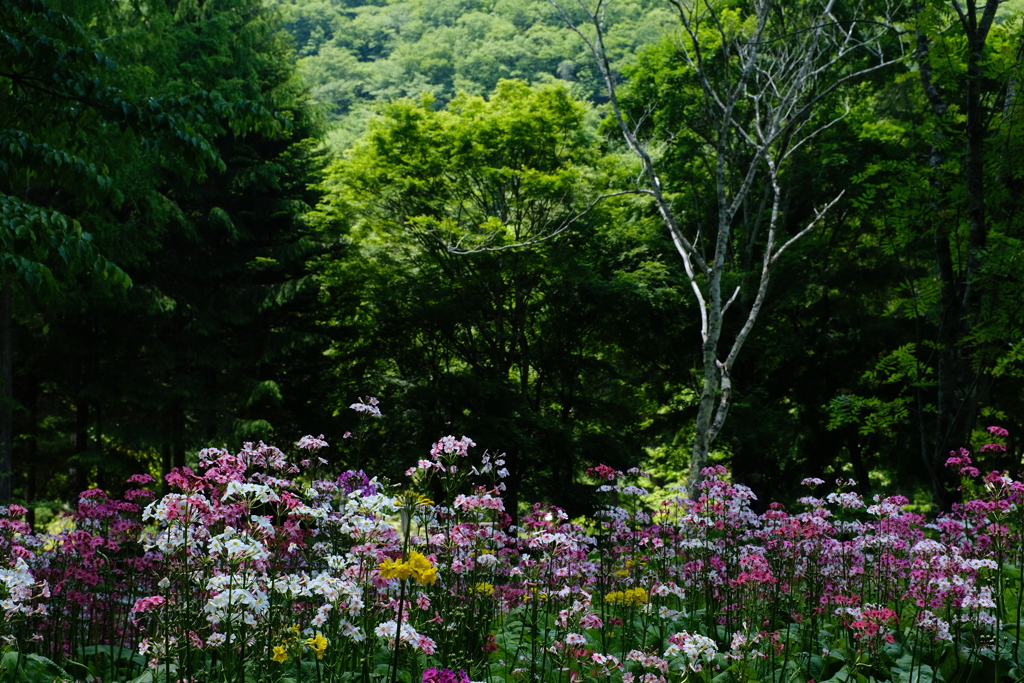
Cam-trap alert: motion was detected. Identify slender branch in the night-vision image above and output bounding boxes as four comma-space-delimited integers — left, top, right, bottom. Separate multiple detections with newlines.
769, 191, 844, 266
548, 0, 711, 277
678, 242, 709, 343
438, 190, 644, 254
721, 285, 741, 318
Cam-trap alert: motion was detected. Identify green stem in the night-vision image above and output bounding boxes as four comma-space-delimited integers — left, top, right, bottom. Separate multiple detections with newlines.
390, 580, 407, 683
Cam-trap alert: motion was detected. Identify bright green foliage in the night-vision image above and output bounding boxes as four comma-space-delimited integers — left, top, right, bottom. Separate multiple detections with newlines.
341, 80, 599, 250
268, 0, 673, 148
316, 80, 687, 515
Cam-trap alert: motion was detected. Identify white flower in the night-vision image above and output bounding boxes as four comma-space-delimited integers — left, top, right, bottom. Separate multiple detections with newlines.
374, 621, 396, 638
341, 620, 365, 642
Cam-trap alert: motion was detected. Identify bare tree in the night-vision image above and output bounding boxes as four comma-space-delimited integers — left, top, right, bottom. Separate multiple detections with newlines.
550, 0, 903, 495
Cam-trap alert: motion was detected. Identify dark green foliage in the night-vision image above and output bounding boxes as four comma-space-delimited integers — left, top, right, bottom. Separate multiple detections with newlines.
3, 0, 333, 506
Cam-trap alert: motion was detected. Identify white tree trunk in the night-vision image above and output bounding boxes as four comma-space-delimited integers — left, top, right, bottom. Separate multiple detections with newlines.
552, 0, 898, 494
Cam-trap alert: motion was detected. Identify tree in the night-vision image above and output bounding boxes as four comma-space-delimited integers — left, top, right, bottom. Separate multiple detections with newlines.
825, 0, 1024, 507
268, 0, 675, 150
3, 0, 330, 507
317, 80, 687, 517
550, 0, 903, 495
0, 0, 231, 503
57, 0, 329, 474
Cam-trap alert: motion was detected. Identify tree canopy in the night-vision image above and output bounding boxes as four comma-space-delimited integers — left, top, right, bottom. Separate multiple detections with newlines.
5, 0, 1024, 518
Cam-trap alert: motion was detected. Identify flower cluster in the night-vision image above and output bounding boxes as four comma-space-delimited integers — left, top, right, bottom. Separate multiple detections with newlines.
349, 396, 382, 417
664, 631, 718, 672
0, 421, 1022, 683
605, 587, 648, 606
422, 667, 472, 683
379, 550, 439, 585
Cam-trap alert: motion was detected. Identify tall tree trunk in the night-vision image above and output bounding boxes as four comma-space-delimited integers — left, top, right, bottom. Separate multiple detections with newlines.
962, 0, 995, 303
687, 105, 734, 498
688, 300, 724, 497
916, 9, 963, 509
94, 403, 106, 491
161, 442, 171, 496
922, 0, 1000, 509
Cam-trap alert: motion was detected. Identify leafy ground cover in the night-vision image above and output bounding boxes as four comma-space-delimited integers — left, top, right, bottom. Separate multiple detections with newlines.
0, 406, 1021, 683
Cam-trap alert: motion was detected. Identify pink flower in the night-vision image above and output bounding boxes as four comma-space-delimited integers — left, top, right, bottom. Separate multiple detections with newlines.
429, 435, 475, 460
350, 398, 382, 417
297, 434, 329, 450
415, 634, 437, 655
984, 470, 1006, 483
131, 595, 166, 615
587, 464, 619, 481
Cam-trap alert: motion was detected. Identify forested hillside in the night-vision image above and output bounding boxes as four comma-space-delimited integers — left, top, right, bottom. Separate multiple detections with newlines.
269, 0, 674, 148
4, 0, 1024, 522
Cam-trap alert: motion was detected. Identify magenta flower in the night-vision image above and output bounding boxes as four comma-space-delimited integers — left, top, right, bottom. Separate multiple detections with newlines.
587, 464, 619, 481
421, 667, 470, 683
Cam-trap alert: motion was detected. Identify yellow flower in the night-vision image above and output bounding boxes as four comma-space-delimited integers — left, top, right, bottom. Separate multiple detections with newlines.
416, 565, 438, 585
379, 550, 437, 584
406, 550, 438, 585
624, 587, 647, 605
379, 557, 413, 580
406, 550, 431, 571
605, 587, 647, 606
272, 646, 289, 664
395, 493, 434, 507
614, 559, 646, 577
304, 633, 329, 660
474, 582, 495, 597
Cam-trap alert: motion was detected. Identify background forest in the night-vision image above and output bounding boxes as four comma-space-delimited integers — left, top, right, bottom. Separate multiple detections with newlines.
4, 0, 1024, 524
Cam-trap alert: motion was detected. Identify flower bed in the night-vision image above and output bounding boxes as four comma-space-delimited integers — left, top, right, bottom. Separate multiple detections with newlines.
0, 423, 1022, 683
